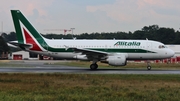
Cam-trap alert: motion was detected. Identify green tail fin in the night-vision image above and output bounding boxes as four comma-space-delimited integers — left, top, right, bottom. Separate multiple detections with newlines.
11, 10, 47, 51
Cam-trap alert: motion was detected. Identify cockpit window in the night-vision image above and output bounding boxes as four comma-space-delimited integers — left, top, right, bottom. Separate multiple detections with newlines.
159, 45, 166, 49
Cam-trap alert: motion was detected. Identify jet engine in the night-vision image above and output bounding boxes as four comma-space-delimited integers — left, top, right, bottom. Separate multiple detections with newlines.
103, 54, 127, 66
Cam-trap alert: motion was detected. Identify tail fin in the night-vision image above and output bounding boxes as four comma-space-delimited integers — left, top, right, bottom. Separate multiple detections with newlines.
11, 10, 46, 51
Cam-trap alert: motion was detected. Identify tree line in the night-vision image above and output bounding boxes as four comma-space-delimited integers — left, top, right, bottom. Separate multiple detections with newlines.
43, 25, 180, 44
0, 25, 180, 53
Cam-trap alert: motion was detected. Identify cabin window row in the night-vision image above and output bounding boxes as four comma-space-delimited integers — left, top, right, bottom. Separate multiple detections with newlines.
53, 45, 145, 48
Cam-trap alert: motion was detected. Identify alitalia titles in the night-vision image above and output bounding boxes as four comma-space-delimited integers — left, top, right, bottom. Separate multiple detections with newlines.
114, 41, 141, 46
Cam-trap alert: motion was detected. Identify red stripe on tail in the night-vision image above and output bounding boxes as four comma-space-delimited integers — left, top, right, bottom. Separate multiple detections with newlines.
23, 28, 42, 51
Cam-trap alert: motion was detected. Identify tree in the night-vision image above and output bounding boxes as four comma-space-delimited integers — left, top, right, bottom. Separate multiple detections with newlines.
0, 36, 9, 55
157, 28, 175, 44
7, 32, 17, 41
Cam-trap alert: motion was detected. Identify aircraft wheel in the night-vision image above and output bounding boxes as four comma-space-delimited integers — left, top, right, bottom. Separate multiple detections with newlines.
147, 66, 151, 70
90, 64, 98, 70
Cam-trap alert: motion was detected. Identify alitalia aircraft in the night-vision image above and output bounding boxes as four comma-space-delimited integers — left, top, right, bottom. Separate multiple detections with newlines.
9, 10, 174, 70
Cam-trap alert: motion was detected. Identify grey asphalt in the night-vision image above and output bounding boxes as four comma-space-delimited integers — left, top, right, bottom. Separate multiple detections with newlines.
0, 67, 180, 74
0, 60, 180, 74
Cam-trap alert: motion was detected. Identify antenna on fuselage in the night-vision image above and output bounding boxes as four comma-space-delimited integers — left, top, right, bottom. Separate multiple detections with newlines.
146, 38, 148, 40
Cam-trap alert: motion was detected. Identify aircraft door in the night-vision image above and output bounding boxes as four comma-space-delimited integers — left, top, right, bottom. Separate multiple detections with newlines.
104, 44, 108, 52
146, 42, 152, 53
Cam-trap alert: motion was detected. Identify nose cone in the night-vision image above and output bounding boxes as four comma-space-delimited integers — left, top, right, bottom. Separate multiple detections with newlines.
168, 49, 175, 57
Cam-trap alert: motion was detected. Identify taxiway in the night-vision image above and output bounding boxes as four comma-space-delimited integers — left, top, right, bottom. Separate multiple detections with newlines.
0, 67, 180, 74
0, 60, 180, 74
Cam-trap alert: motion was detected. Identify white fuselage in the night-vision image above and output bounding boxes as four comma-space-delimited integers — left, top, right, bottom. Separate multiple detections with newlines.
28, 39, 174, 60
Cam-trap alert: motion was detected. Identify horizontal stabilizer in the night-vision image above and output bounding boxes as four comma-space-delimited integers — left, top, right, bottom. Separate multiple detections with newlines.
8, 41, 32, 50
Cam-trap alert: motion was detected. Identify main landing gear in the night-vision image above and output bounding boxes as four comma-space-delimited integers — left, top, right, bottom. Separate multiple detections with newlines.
90, 60, 98, 70
147, 61, 151, 70
90, 63, 98, 70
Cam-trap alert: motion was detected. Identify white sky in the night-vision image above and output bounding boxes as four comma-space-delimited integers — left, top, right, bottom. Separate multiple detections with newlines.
0, 0, 180, 34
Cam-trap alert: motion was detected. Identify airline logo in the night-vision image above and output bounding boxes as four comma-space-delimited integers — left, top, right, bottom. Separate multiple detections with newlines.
114, 41, 141, 46
23, 28, 42, 51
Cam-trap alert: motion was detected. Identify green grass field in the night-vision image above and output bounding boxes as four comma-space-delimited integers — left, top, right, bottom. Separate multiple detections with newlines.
0, 73, 180, 101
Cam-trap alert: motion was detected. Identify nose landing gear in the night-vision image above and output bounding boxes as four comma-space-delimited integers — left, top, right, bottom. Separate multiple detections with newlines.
147, 61, 151, 70
147, 65, 151, 70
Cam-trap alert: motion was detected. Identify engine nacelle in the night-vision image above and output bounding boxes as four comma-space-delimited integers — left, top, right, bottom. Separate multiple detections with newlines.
106, 54, 127, 66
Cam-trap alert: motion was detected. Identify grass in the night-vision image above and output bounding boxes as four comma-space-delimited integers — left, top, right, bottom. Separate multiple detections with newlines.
0, 60, 32, 67
0, 73, 179, 100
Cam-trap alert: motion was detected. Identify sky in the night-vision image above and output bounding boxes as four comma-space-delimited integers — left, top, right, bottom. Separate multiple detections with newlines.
0, 0, 180, 34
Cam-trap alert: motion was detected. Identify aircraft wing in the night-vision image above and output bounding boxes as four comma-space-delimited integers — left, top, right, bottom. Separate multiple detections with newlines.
65, 46, 108, 56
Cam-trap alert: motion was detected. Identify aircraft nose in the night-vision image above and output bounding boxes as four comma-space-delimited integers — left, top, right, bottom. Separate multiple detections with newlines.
168, 49, 175, 57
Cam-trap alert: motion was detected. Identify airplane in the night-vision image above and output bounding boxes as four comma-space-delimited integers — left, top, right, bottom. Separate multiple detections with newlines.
9, 10, 175, 70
